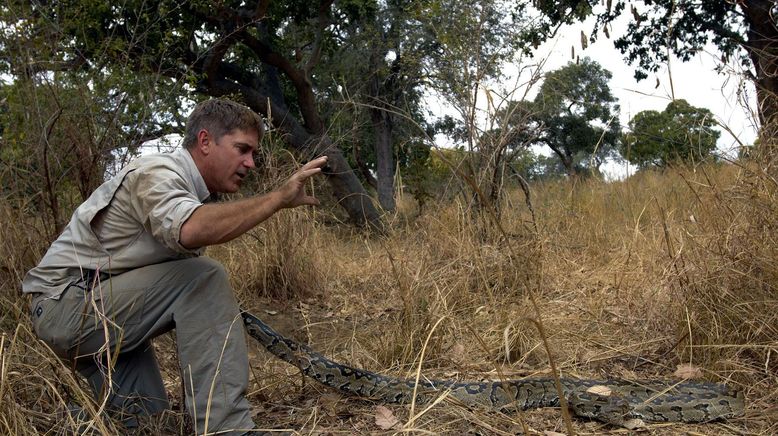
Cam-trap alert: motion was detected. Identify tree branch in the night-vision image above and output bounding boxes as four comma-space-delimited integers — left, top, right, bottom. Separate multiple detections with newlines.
237, 30, 308, 90
252, 0, 270, 21
204, 33, 239, 88
237, 30, 323, 133
304, 0, 335, 76
19, 56, 88, 77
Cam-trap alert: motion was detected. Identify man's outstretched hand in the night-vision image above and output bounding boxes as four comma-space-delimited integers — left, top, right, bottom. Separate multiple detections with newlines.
277, 156, 328, 209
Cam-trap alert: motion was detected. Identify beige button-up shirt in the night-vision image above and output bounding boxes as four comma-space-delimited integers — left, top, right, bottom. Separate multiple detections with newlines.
22, 148, 210, 299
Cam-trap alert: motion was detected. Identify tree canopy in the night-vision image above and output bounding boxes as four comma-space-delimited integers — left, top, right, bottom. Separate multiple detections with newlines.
0, 0, 771, 233
508, 58, 620, 176
1, 0, 393, 228
623, 99, 720, 169
0, 0, 544, 226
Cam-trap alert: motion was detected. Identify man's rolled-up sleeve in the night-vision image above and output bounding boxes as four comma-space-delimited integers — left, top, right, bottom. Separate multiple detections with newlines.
131, 168, 204, 254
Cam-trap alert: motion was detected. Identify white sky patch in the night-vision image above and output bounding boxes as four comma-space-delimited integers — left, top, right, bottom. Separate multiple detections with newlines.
140, 133, 182, 154
385, 50, 397, 63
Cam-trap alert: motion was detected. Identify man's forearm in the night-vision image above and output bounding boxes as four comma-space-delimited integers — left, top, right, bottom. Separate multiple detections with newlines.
179, 156, 327, 249
179, 191, 284, 249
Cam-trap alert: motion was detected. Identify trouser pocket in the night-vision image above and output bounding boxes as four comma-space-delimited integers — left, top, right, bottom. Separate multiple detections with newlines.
32, 287, 88, 358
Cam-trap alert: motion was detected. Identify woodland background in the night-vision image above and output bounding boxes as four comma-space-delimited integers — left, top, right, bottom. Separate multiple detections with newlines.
0, 1, 776, 435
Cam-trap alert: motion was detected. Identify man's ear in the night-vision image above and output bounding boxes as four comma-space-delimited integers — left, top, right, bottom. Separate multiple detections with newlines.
197, 129, 211, 155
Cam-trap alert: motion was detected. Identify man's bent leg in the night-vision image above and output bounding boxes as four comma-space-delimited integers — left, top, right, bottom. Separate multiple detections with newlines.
33, 282, 171, 424
160, 257, 252, 435
76, 341, 169, 422
70, 257, 254, 435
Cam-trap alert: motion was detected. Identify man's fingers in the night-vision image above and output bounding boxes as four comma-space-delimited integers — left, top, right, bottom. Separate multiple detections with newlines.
301, 196, 320, 206
293, 167, 322, 183
279, 157, 326, 209
292, 156, 328, 181
301, 156, 329, 171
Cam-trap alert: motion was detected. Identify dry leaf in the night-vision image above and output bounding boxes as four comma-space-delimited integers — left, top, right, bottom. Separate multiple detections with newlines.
448, 343, 466, 364
374, 405, 400, 430
622, 418, 647, 430
674, 363, 703, 379
318, 393, 343, 417
587, 385, 613, 396
544, 431, 567, 436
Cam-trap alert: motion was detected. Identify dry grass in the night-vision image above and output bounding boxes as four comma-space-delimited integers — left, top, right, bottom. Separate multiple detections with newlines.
1, 158, 777, 435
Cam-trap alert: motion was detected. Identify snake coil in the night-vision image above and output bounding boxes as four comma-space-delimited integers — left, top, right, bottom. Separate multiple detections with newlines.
242, 311, 744, 427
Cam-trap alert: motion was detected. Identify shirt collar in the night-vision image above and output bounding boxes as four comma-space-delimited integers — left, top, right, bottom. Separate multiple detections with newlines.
174, 148, 212, 203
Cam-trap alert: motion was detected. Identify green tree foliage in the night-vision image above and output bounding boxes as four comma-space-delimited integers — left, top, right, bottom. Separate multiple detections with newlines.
0, 0, 188, 235
418, 0, 524, 106
419, 0, 537, 213
623, 99, 720, 169
0, 0, 387, 228
522, 58, 620, 176
0, 73, 184, 235
529, 0, 778, 143
313, 0, 434, 213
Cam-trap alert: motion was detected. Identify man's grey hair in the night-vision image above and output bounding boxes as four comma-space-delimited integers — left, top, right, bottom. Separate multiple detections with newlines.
182, 99, 264, 149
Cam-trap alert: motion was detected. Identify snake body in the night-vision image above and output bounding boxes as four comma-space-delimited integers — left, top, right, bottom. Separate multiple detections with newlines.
241, 311, 744, 427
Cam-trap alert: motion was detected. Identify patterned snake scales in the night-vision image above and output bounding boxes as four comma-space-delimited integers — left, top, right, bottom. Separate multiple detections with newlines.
241, 311, 745, 427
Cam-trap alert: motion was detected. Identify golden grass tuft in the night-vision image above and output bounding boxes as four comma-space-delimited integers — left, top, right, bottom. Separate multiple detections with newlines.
1, 158, 776, 435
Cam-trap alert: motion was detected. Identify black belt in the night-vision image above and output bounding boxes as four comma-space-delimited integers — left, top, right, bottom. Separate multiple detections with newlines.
71, 270, 111, 293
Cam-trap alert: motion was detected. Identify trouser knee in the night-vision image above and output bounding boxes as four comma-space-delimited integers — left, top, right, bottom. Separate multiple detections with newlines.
174, 257, 240, 323
192, 257, 230, 288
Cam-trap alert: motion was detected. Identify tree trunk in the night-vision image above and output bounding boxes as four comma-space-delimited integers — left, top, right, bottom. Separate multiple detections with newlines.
352, 141, 379, 190
369, 106, 396, 212
259, 103, 383, 230
547, 143, 576, 176
487, 150, 504, 218
281, 122, 383, 230
742, 0, 778, 147
367, 34, 396, 213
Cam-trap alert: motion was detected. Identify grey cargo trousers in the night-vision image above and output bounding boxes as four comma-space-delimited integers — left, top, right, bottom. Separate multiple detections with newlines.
31, 257, 254, 435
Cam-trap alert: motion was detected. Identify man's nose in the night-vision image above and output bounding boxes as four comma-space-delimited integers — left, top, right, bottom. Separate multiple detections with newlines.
245, 155, 256, 169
